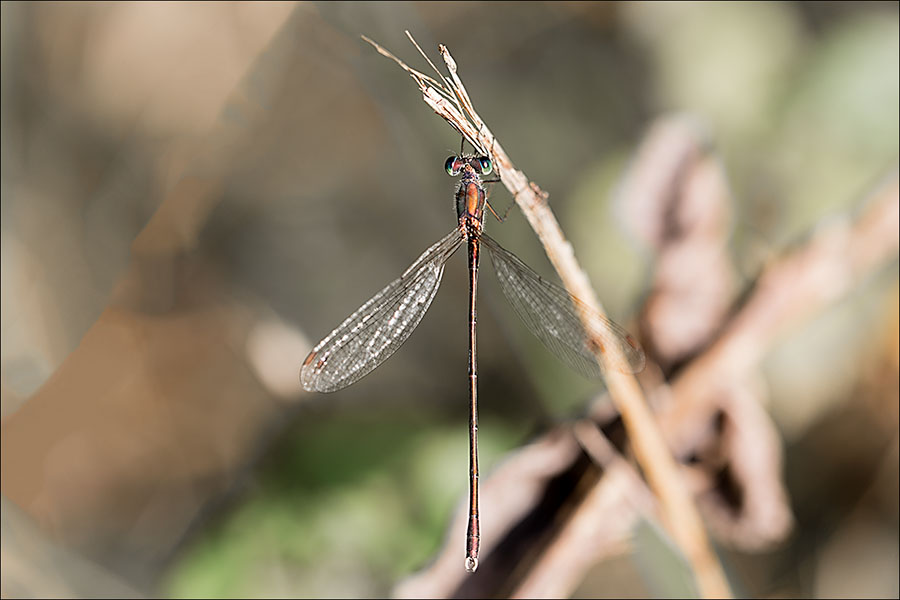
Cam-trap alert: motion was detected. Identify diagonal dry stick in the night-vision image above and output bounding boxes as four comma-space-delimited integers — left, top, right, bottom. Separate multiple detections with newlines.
363, 32, 733, 598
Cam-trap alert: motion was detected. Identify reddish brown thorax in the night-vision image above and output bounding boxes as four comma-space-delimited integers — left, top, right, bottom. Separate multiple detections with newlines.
465, 182, 481, 218
453, 157, 488, 230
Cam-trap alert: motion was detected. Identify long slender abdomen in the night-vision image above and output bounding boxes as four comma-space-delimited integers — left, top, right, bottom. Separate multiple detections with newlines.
465, 235, 481, 572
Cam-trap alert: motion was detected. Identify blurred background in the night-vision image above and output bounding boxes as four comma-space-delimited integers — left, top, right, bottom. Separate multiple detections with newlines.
1, 1, 897, 598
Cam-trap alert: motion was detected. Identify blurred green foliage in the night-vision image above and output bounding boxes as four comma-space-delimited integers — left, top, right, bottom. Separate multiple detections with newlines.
166, 408, 525, 598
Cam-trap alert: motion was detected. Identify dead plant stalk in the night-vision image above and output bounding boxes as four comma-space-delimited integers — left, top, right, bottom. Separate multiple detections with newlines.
363, 32, 733, 599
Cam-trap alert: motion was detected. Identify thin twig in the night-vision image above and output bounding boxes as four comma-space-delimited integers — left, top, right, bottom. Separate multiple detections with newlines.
364, 33, 733, 598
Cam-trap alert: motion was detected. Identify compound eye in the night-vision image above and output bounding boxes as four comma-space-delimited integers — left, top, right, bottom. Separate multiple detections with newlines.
478, 157, 493, 175
445, 156, 461, 176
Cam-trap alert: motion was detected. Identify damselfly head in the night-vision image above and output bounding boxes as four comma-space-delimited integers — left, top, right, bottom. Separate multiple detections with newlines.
444, 155, 493, 177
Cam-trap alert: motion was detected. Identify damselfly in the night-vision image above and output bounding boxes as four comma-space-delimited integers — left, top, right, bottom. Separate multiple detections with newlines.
301, 153, 645, 572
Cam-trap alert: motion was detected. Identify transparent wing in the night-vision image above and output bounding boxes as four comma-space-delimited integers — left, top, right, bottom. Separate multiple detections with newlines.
482, 233, 645, 378
301, 228, 465, 393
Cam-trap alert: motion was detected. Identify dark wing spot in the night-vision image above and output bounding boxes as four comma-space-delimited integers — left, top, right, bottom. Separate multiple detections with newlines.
586, 338, 606, 354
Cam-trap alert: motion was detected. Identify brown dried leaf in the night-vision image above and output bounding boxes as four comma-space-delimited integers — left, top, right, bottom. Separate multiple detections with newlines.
617, 115, 737, 369
682, 378, 794, 551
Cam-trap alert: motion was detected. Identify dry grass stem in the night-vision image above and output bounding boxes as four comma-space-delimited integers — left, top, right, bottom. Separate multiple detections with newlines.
364, 32, 733, 598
